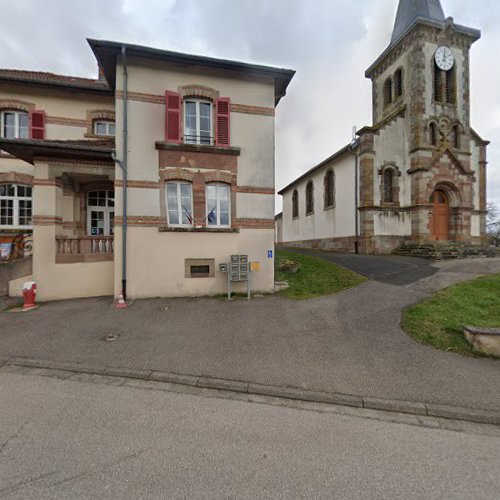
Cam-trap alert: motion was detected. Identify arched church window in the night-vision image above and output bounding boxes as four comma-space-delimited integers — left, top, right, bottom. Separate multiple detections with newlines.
306, 181, 314, 215
394, 68, 404, 98
383, 78, 393, 107
429, 122, 438, 146
383, 169, 394, 203
324, 169, 335, 209
292, 189, 299, 219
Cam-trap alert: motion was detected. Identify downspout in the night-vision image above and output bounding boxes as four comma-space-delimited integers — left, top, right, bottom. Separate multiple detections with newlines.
114, 45, 128, 301
350, 139, 360, 254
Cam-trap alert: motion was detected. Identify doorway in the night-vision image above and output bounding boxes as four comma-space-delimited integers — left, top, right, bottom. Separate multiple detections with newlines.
431, 189, 449, 241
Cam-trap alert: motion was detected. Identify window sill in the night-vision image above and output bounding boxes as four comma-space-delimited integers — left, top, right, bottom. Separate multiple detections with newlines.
84, 133, 115, 139
324, 204, 336, 211
306, 211, 314, 217
160, 226, 239, 233
155, 142, 241, 156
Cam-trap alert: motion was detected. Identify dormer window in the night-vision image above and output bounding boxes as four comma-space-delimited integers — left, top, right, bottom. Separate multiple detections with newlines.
1, 110, 29, 139
184, 100, 212, 145
94, 120, 115, 136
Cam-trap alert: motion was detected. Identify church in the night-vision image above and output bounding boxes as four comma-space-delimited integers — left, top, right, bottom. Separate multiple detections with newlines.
278, 0, 489, 255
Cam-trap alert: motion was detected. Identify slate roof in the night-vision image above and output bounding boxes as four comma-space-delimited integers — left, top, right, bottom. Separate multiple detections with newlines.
391, 0, 445, 43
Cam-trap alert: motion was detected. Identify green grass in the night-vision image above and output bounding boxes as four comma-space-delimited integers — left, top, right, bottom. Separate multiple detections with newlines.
402, 274, 500, 358
275, 249, 367, 300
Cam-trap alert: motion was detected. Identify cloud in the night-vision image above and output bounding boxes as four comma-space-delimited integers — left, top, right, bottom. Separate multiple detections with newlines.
0, 0, 498, 211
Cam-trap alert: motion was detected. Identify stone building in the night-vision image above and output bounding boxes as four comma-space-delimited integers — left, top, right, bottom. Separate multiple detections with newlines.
279, 0, 489, 254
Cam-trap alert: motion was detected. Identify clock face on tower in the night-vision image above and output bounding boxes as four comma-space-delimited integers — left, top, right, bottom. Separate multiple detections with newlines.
435, 46, 454, 71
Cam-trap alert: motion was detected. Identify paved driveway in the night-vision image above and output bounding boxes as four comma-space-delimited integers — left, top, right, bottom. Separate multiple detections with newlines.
1, 255, 499, 412
281, 247, 437, 285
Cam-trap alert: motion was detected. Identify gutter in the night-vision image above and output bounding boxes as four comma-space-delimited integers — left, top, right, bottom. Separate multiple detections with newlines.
112, 46, 128, 301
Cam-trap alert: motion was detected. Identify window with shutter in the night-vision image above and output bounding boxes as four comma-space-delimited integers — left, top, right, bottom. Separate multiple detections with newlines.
215, 97, 230, 147
29, 110, 45, 140
165, 91, 181, 143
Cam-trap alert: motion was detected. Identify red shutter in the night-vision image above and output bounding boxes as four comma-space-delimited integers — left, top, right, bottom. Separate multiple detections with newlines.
30, 110, 45, 140
165, 91, 181, 143
215, 97, 230, 147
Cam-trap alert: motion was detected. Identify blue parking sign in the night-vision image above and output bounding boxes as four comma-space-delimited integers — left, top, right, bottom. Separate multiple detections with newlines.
268, 250, 273, 259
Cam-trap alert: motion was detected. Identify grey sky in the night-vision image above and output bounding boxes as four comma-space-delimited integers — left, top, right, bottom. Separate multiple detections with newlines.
1, 0, 498, 212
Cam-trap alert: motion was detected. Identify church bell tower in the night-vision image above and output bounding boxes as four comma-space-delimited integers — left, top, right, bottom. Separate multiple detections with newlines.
357, 0, 488, 253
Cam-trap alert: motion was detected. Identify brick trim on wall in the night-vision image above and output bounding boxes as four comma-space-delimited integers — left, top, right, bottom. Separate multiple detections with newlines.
115, 90, 274, 116
114, 216, 165, 227
0, 99, 36, 113
115, 180, 160, 189
0, 172, 34, 185
178, 84, 219, 101
158, 148, 238, 173
236, 186, 274, 194
235, 218, 274, 229
230, 103, 275, 116
45, 116, 87, 127
33, 216, 63, 226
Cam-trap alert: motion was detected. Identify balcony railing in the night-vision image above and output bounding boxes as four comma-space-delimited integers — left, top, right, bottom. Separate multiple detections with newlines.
56, 236, 113, 264
184, 134, 214, 146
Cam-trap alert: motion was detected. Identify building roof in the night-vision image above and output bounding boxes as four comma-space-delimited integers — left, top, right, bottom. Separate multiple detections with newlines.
0, 69, 112, 94
277, 142, 358, 195
0, 138, 114, 165
391, 0, 445, 43
87, 39, 295, 106
366, 1, 480, 78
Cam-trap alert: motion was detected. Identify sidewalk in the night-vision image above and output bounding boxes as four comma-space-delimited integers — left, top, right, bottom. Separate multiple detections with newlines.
1, 258, 499, 415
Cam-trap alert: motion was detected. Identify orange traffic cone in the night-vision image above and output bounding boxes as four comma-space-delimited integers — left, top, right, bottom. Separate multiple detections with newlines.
116, 293, 128, 309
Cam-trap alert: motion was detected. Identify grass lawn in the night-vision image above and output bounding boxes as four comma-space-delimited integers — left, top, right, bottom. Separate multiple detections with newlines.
275, 249, 367, 299
402, 274, 500, 358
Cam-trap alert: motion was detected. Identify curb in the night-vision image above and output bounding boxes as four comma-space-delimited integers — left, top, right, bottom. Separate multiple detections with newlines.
2, 356, 500, 426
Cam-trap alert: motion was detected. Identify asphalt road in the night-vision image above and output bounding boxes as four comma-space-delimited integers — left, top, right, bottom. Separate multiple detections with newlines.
0, 371, 499, 499
281, 247, 438, 285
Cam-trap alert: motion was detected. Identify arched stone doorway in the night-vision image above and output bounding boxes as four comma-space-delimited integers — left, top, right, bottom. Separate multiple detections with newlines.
431, 189, 450, 241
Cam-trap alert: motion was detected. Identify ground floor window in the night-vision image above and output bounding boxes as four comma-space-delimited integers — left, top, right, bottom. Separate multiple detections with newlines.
166, 182, 193, 227
87, 190, 114, 235
0, 184, 32, 228
206, 183, 230, 227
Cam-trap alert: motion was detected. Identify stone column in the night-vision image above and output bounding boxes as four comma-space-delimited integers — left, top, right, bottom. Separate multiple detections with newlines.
358, 132, 375, 254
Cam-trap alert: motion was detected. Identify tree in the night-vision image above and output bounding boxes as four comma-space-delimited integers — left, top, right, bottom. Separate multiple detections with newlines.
487, 202, 500, 247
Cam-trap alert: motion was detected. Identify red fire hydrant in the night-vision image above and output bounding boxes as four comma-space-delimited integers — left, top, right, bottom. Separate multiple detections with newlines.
22, 282, 37, 309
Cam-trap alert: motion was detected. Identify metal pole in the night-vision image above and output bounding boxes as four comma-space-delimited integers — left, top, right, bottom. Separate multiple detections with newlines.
121, 45, 128, 300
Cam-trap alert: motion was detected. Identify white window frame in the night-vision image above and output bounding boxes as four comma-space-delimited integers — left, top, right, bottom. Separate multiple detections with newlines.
184, 99, 212, 145
86, 190, 115, 236
0, 184, 32, 229
0, 110, 29, 139
166, 182, 193, 227
93, 120, 115, 136
206, 183, 231, 228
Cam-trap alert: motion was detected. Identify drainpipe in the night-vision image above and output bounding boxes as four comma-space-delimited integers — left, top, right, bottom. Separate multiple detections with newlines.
350, 138, 360, 254
113, 46, 128, 301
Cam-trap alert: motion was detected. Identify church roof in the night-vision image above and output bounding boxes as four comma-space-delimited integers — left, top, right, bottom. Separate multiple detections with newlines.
366, 0, 480, 77
391, 0, 445, 44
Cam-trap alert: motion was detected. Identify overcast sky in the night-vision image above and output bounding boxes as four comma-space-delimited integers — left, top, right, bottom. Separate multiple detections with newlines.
1, 0, 498, 213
